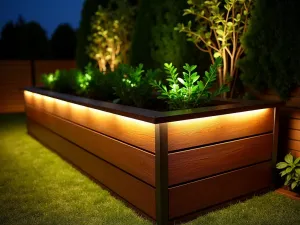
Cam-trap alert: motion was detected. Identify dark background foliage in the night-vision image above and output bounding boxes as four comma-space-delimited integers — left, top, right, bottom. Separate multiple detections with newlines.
239, 0, 300, 99
0, 16, 76, 60
130, 0, 209, 71
50, 24, 76, 59
76, 0, 109, 70
0, 16, 49, 59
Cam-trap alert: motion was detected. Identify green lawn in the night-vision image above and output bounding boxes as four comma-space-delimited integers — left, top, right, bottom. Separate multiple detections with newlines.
1, 113, 300, 225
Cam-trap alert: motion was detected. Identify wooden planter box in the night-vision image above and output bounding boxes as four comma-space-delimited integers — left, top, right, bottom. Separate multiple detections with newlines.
24, 87, 280, 224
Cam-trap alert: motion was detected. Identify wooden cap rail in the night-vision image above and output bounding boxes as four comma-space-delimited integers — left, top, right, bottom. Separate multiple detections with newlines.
24, 87, 283, 124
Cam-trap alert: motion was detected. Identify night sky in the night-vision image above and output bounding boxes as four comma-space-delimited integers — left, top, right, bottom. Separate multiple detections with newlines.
0, 0, 84, 37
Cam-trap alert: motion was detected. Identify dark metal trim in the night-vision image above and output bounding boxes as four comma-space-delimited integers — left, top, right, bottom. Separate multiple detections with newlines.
155, 123, 169, 225
272, 107, 280, 188
24, 87, 283, 124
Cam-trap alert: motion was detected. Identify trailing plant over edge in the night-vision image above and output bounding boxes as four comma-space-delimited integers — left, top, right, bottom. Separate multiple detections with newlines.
151, 57, 229, 110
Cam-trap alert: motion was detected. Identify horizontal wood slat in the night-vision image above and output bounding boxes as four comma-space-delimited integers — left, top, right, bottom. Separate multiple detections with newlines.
26, 105, 155, 186
288, 129, 300, 141
27, 119, 156, 218
24, 92, 156, 152
168, 108, 274, 151
168, 134, 273, 186
287, 139, 300, 151
289, 119, 300, 130
290, 150, 300, 158
169, 162, 272, 219
0, 60, 76, 113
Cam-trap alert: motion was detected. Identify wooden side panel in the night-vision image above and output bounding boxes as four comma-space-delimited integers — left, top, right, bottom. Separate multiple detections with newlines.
288, 129, 300, 140
279, 108, 300, 159
287, 139, 300, 151
168, 134, 273, 186
26, 105, 155, 186
290, 150, 300, 158
24, 91, 156, 152
169, 162, 272, 219
34, 60, 76, 86
27, 119, 156, 218
289, 119, 300, 130
0, 60, 31, 113
168, 108, 274, 151
283, 108, 300, 119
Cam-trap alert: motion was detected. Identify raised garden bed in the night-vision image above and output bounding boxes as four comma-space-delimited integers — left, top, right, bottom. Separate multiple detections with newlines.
24, 86, 280, 225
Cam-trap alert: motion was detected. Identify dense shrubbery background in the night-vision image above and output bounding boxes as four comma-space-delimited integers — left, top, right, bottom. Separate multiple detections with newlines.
0, 16, 76, 60
2, 0, 300, 100
239, 0, 300, 99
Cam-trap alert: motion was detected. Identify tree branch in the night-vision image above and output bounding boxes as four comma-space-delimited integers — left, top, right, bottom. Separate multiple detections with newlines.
195, 42, 210, 52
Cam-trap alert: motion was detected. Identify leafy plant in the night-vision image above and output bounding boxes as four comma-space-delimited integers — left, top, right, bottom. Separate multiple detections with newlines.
76, 0, 110, 71
76, 65, 93, 96
175, 0, 253, 97
42, 70, 60, 90
276, 153, 300, 190
112, 64, 161, 107
87, 0, 135, 72
151, 57, 229, 110
42, 69, 77, 94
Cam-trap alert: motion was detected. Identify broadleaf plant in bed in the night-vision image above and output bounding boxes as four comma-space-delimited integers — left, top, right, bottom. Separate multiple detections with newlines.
151, 57, 230, 110
276, 153, 300, 191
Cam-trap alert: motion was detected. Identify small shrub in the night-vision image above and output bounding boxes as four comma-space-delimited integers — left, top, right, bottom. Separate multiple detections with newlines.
151, 57, 229, 110
42, 69, 77, 94
111, 64, 161, 108
87, 0, 135, 72
276, 153, 300, 191
42, 70, 60, 90
85, 64, 115, 101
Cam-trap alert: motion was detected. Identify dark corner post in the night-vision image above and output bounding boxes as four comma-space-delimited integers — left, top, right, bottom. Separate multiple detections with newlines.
272, 106, 280, 189
30, 59, 36, 87
155, 123, 169, 225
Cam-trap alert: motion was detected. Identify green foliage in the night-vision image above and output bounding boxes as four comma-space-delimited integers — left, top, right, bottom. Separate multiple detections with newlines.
151, 57, 229, 110
42, 71, 60, 90
111, 64, 162, 107
130, 0, 201, 70
44, 69, 78, 94
239, 0, 300, 99
150, 0, 198, 69
42, 63, 115, 101
176, 0, 253, 96
130, 0, 154, 68
87, 0, 135, 72
82, 63, 116, 101
277, 153, 300, 191
76, 0, 109, 71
